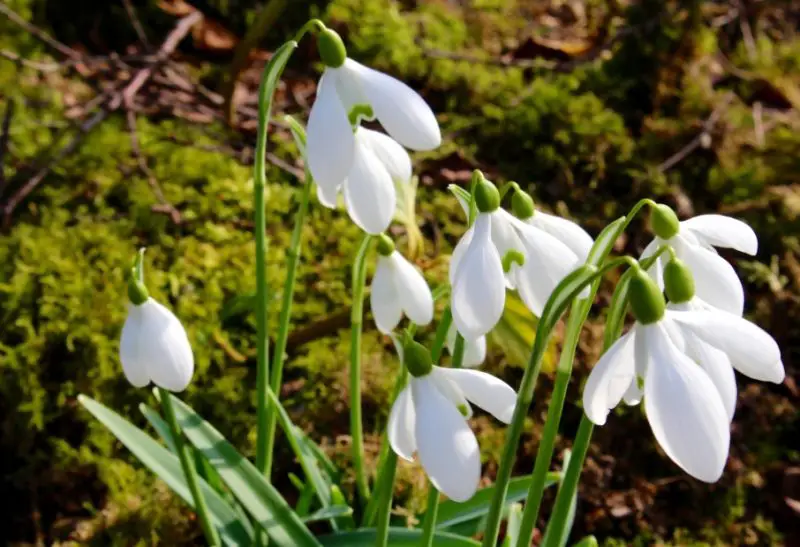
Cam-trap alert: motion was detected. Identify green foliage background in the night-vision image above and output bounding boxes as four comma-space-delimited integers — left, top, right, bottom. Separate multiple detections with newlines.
0, 0, 798, 545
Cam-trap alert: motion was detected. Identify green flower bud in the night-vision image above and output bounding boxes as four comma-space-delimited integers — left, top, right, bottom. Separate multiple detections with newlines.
628, 267, 665, 324
127, 268, 149, 305
502, 250, 525, 272
403, 338, 433, 378
663, 257, 695, 303
511, 187, 535, 219
376, 233, 395, 256
473, 171, 500, 213
651, 203, 680, 240
317, 28, 347, 68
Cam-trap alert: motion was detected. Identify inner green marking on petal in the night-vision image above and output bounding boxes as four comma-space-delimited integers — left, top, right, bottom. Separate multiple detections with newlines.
502, 250, 526, 272
457, 403, 469, 417
636, 375, 644, 390
348, 104, 374, 127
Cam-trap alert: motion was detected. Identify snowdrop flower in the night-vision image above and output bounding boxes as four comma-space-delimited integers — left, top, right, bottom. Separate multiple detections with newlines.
643, 204, 758, 315
445, 323, 486, 368
120, 254, 194, 392
388, 339, 517, 501
370, 234, 433, 333
583, 265, 782, 482
450, 180, 591, 321
449, 175, 506, 340
306, 27, 439, 233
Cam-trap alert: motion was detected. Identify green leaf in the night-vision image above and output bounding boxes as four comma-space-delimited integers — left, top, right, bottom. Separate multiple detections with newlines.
78, 395, 253, 546
318, 528, 481, 546
301, 505, 353, 523
435, 473, 559, 533
536, 265, 599, 348
296, 426, 340, 482
139, 402, 177, 453
542, 450, 577, 547
263, 387, 332, 509
586, 216, 626, 266
167, 394, 320, 547
501, 503, 522, 547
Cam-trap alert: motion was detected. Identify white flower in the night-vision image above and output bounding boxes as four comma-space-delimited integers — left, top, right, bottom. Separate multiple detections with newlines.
313, 125, 411, 234
643, 214, 758, 315
445, 323, 486, 368
370, 250, 434, 333
120, 298, 194, 392
583, 306, 782, 482
451, 205, 587, 319
388, 366, 516, 501
449, 213, 506, 340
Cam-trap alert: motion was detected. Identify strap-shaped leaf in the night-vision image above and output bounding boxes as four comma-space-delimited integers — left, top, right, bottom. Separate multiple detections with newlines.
542, 450, 577, 547
435, 473, 559, 533
167, 394, 320, 547
78, 395, 253, 546
318, 528, 481, 546
301, 505, 353, 523
586, 216, 626, 266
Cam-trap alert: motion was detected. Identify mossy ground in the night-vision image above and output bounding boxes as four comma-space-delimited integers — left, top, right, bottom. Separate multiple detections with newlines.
0, 0, 798, 545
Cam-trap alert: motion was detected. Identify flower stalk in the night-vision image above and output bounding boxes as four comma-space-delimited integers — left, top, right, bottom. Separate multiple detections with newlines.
350, 234, 373, 504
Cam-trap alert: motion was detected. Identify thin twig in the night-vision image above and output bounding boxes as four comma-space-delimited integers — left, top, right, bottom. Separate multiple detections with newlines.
125, 110, 181, 224
2, 108, 108, 227
114, 11, 203, 110
0, 3, 81, 59
656, 93, 735, 173
121, 0, 151, 50
0, 98, 15, 197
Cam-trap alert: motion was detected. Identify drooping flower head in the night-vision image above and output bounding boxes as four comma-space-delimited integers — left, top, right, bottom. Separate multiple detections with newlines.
583, 261, 783, 482
370, 234, 434, 334
306, 27, 440, 234
643, 204, 758, 315
388, 338, 517, 501
120, 250, 194, 392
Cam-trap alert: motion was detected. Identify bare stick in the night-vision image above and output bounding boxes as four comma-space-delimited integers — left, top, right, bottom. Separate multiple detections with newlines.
122, 0, 151, 50
0, 2, 80, 59
125, 110, 181, 224
114, 11, 202, 110
0, 98, 15, 196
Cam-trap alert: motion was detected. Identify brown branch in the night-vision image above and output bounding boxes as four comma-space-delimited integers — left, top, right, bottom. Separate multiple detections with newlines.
0, 2, 80, 59
113, 11, 203, 110
0, 98, 14, 197
125, 110, 181, 224
121, 0, 151, 50
656, 93, 735, 173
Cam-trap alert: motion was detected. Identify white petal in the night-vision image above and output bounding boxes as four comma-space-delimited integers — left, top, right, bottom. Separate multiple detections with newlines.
389, 252, 433, 327
667, 309, 784, 383
449, 225, 474, 287
445, 325, 486, 368
359, 128, 412, 183
644, 323, 730, 483
342, 136, 396, 234
528, 211, 593, 262
582, 330, 637, 425
681, 327, 738, 421
438, 368, 517, 423
332, 63, 369, 114
492, 210, 525, 288
345, 59, 441, 150
674, 238, 744, 315
681, 215, 758, 255
451, 214, 506, 340
429, 368, 472, 419
133, 300, 194, 392
370, 256, 402, 334
512, 220, 580, 317
307, 70, 354, 194
315, 182, 340, 209
622, 380, 643, 406
388, 386, 416, 461
119, 304, 152, 388
641, 238, 665, 290
411, 377, 481, 502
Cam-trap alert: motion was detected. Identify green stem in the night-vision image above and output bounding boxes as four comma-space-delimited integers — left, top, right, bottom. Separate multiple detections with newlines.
374, 450, 398, 547
544, 416, 594, 546
263, 171, 313, 478
350, 235, 373, 505
451, 333, 465, 370
159, 390, 220, 546
515, 303, 587, 546
430, 307, 452, 362
420, 484, 441, 547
